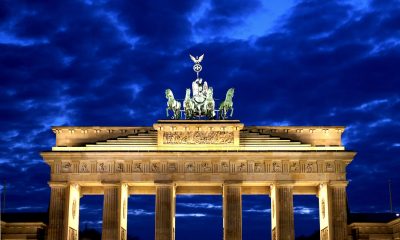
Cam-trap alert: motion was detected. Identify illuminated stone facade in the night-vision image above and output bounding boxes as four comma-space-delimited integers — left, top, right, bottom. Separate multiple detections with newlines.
41, 120, 356, 240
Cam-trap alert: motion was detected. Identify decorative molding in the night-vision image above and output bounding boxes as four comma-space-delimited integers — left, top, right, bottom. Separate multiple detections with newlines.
320, 227, 328, 240
162, 131, 234, 144
54, 159, 347, 174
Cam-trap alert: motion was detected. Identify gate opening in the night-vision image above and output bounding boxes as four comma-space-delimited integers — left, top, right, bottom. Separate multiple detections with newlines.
242, 195, 271, 240
294, 195, 319, 239
175, 195, 223, 240
79, 195, 103, 239
127, 195, 155, 240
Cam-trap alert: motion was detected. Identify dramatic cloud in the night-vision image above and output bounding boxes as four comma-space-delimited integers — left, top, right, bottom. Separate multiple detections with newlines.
1, 0, 400, 239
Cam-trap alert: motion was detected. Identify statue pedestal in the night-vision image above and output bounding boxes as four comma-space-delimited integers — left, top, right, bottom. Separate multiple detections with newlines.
153, 120, 244, 150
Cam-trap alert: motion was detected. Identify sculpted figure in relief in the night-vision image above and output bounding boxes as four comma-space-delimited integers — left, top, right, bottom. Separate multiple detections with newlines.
186, 163, 194, 172
272, 162, 281, 172
134, 163, 142, 172
151, 163, 160, 172
254, 162, 263, 172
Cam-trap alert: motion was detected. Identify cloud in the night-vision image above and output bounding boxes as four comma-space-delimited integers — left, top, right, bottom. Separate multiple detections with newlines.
128, 209, 155, 216
176, 213, 207, 217
177, 202, 222, 209
1, 0, 400, 238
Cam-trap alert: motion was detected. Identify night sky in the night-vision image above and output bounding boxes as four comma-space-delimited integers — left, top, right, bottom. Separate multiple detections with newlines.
1, 0, 400, 239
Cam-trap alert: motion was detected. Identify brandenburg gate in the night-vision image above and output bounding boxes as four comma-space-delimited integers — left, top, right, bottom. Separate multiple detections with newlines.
41, 120, 355, 240
40, 55, 355, 240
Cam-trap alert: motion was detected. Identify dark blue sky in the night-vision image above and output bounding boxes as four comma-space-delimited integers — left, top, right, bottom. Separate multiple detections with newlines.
1, 0, 400, 239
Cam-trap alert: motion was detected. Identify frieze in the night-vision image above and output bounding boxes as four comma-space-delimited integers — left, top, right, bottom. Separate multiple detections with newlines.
168, 162, 177, 172
272, 162, 282, 172
221, 162, 229, 172
151, 162, 160, 172
79, 162, 89, 173
325, 162, 335, 172
162, 131, 234, 144
237, 162, 247, 172
62, 161, 72, 173
254, 162, 264, 172
133, 162, 143, 172
185, 162, 195, 172
54, 160, 345, 174
200, 162, 212, 172
115, 162, 124, 172
97, 162, 109, 173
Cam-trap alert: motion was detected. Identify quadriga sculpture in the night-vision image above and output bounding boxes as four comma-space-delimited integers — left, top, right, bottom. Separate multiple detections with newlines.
219, 88, 234, 120
183, 88, 195, 119
203, 87, 216, 119
165, 89, 181, 119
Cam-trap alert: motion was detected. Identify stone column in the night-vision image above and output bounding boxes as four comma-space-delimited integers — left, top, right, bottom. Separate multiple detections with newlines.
223, 183, 242, 240
47, 183, 80, 240
102, 184, 129, 240
318, 182, 348, 240
155, 183, 175, 240
270, 184, 294, 240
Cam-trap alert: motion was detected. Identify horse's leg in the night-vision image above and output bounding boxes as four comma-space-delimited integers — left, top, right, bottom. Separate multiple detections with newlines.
230, 107, 234, 117
166, 108, 169, 117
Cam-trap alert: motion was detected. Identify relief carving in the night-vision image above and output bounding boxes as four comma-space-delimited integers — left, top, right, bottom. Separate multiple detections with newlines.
272, 162, 282, 172
290, 162, 299, 172
185, 162, 194, 172
326, 162, 334, 172
272, 227, 277, 240
72, 199, 77, 219
97, 162, 108, 172
79, 163, 89, 173
168, 163, 177, 172
238, 162, 246, 172
254, 162, 263, 172
163, 131, 234, 144
123, 200, 127, 219
62, 161, 72, 172
121, 228, 126, 240
69, 227, 78, 240
272, 200, 275, 219
151, 162, 160, 172
115, 162, 124, 172
320, 227, 328, 240
201, 162, 211, 172
133, 163, 142, 172
321, 199, 326, 219
221, 162, 229, 172
306, 163, 314, 173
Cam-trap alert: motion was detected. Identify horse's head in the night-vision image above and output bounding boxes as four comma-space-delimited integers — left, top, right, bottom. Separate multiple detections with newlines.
226, 88, 235, 99
185, 88, 191, 99
207, 87, 214, 98
165, 89, 173, 99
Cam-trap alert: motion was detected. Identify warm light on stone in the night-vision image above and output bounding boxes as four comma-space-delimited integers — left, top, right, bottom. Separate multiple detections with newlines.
40, 120, 357, 240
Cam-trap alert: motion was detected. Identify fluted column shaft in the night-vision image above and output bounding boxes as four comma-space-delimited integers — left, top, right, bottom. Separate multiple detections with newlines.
271, 185, 294, 240
47, 186, 67, 240
102, 184, 129, 240
318, 183, 347, 240
155, 183, 175, 240
223, 184, 242, 240
47, 183, 80, 240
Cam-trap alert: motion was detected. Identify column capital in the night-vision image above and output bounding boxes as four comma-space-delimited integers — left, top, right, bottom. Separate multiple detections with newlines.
328, 181, 348, 187
223, 180, 242, 186
48, 181, 68, 188
154, 180, 175, 187
270, 181, 295, 187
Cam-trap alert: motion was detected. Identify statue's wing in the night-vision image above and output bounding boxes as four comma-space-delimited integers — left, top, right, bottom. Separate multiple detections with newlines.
189, 54, 196, 63
198, 54, 204, 63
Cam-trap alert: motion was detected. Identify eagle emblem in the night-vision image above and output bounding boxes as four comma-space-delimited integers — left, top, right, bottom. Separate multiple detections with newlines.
189, 54, 204, 64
